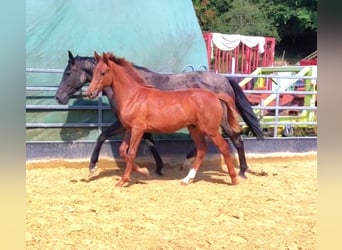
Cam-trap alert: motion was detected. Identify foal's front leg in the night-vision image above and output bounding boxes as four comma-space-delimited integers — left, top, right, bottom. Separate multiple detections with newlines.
117, 131, 149, 186
116, 129, 145, 187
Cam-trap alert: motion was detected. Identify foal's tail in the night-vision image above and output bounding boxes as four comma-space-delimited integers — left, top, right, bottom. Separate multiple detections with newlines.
227, 77, 264, 140
217, 94, 241, 134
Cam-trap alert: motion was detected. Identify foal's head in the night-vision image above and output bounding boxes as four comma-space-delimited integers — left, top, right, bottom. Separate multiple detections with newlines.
87, 52, 115, 99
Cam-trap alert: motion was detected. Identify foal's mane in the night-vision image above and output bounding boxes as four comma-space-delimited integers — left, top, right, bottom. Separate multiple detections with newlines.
105, 53, 153, 87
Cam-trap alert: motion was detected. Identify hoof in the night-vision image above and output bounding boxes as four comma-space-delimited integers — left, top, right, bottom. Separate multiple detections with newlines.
155, 170, 163, 176
133, 165, 150, 176
238, 170, 247, 179
88, 166, 98, 177
180, 180, 189, 185
180, 178, 194, 185
115, 176, 131, 187
115, 179, 127, 187
115, 182, 124, 187
231, 177, 239, 185
140, 167, 150, 177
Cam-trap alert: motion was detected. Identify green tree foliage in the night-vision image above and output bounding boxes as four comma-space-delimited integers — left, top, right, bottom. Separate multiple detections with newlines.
192, 0, 316, 38
271, 0, 317, 37
192, 0, 317, 58
192, 0, 228, 31
213, 0, 278, 38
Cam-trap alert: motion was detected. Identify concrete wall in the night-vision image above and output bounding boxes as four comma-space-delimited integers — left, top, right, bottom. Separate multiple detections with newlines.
26, 137, 317, 166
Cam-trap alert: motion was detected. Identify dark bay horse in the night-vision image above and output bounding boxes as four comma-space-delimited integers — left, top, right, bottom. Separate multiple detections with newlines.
55, 51, 264, 178
87, 52, 241, 187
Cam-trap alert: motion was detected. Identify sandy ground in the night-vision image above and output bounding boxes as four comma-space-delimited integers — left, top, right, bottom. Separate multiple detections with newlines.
26, 154, 317, 250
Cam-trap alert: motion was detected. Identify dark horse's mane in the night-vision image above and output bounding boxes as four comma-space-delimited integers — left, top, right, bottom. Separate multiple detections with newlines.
132, 64, 154, 73
72, 55, 96, 75
72, 55, 96, 65
74, 55, 95, 61
72, 53, 155, 76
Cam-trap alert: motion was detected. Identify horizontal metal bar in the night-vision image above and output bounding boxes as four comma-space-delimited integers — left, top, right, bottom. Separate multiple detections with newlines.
260, 121, 317, 126
243, 90, 317, 94
26, 68, 64, 73
26, 104, 111, 110
252, 106, 317, 111
26, 86, 59, 91
26, 122, 114, 128
223, 73, 317, 80
26, 86, 90, 92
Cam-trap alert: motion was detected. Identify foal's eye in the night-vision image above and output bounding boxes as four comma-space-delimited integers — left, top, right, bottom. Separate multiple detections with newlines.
100, 72, 106, 76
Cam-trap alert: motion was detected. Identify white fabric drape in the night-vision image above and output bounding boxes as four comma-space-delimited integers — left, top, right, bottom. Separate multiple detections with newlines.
212, 33, 266, 53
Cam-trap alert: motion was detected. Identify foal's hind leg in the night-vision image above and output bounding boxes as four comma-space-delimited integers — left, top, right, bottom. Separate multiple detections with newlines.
209, 133, 238, 185
182, 127, 208, 185
182, 137, 211, 170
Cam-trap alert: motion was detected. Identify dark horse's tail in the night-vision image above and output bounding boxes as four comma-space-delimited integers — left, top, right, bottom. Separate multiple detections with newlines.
227, 77, 264, 140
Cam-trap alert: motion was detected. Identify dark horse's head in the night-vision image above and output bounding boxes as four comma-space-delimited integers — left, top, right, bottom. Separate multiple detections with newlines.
55, 51, 96, 104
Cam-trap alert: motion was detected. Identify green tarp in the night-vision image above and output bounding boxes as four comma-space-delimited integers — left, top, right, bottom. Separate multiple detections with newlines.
26, 0, 207, 141
26, 0, 207, 73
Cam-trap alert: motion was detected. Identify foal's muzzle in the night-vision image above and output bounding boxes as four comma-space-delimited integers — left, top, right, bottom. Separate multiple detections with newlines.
86, 89, 98, 99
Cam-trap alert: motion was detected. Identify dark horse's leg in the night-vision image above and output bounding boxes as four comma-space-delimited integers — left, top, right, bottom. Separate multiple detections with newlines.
225, 132, 248, 178
142, 134, 164, 176
219, 103, 248, 178
89, 120, 164, 176
182, 148, 196, 169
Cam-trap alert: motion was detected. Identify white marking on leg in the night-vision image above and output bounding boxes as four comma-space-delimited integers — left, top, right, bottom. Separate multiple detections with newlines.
181, 168, 197, 184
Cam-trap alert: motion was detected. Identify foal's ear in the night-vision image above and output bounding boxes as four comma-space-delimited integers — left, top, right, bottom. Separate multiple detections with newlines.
94, 51, 101, 62
68, 50, 75, 65
102, 52, 109, 65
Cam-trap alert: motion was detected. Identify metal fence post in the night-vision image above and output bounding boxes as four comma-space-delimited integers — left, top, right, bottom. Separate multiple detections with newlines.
273, 77, 280, 138
97, 92, 103, 135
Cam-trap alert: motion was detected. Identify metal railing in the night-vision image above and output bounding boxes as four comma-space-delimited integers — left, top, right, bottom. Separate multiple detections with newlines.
26, 86, 111, 134
26, 68, 317, 139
